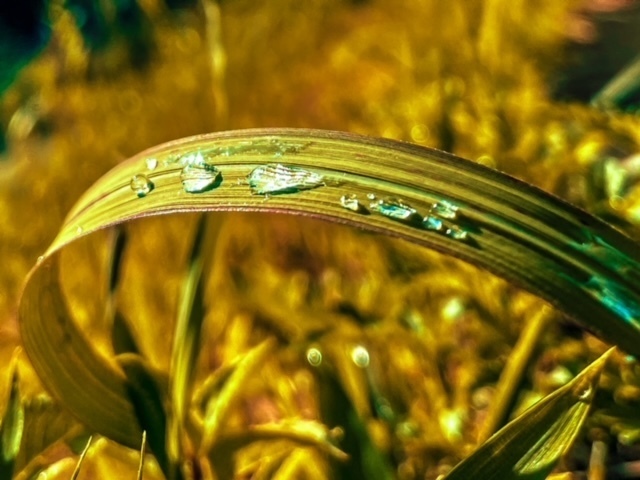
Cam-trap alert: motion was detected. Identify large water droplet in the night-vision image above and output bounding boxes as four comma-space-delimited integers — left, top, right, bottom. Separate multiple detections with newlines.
431, 200, 459, 219
340, 194, 367, 213
445, 226, 469, 241
175, 152, 223, 193
306, 347, 323, 367
369, 198, 420, 224
351, 345, 370, 368
248, 164, 324, 195
181, 164, 222, 193
422, 215, 443, 231
130, 174, 154, 197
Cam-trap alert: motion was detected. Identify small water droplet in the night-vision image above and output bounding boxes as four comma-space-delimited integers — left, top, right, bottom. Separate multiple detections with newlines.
366, 193, 377, 200
370, 198, 420, 224
577, 385, 593, 401
431, 200, 459, 220
36, 255, 44, 264
351, 345, 370, 368
422, 215, 443, 231
130, 174, 154, 198
145, 158, 158, 170
247, 164, 324, 195
76, 226, 83, 235
445, 226, 469, 241
306, 347, 323, 367
340, 194, 367, 213
175, 151, 223, 193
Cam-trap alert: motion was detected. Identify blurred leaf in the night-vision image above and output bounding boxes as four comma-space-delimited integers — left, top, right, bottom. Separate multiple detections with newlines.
70, 436, 92, 480
317, 367, 394, 480
18, 128, 640, 450
14, 394, 84, 480
138, 431, 147, 480
168, 216, 207, 477
0, 364, 24, 479
117, 353, 171, 479
209, 419, 348, 479
443, 348, 614, 480
200, 338, 277, 455
107, 229, 142, 357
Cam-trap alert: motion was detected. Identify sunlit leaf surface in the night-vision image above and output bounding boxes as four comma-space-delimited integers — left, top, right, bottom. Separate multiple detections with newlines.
17, 129, 640, 453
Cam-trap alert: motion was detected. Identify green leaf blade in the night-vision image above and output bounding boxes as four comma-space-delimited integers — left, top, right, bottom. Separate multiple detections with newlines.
443, 348, 614, 480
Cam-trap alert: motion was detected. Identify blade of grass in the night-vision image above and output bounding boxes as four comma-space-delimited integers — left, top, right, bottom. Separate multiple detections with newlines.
18, 128, 640, 449
0, 356, 24, 479
117, 353, 171, 479
167, 216, 207, 476
477, 307, 553, 442
443, 348, 614, 480
199, 338, 276, 456
138, 431, 146, 480
70, 435, 92, 480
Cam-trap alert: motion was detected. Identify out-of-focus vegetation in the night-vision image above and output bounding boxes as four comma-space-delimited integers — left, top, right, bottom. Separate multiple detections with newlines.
3, 0, 640, 478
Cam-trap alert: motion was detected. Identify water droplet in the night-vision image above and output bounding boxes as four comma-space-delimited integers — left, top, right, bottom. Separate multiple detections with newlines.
175, 152, 223, 193
145, 158, 158, 170
181, 164, 222, 193
36, 255, 44, 264
366, 193, 377, 200
445, 226, 469, 241
247, 164, 324, 195
340, 194, 367, 213
130, 174, 154, 198
577, 385, 593, 401
351, 345, 370, 368
422, 215, 443, 231
369, 198, 420, 224
431, 200, 459, 220
306, 347, 322, 367
76, 226, 83, 235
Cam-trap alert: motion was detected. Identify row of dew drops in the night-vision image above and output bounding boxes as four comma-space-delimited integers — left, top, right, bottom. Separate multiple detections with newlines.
128, 140, 472, 244
126, 147, 640, 341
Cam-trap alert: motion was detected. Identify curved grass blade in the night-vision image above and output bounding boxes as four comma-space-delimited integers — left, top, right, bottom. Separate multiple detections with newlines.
0, 360, 24, 479
14, 395, 84, 480
167, 216, 206, 474
18, 128, 640, 449
443, 348, 614, 480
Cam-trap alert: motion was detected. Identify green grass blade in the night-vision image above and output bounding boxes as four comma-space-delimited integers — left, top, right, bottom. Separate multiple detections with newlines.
18, 128, 640, 449
70, 436, 92, 480
443, 348, 614, 480
0, 362, 24, 479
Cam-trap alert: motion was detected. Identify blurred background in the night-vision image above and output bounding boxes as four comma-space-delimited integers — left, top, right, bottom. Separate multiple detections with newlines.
3, 0, 640, 478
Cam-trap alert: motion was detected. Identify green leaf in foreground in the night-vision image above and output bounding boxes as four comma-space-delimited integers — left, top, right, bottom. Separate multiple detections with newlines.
443, 348, 614, 480
18, 128, 640, 448
0, 360, 24, 479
